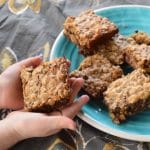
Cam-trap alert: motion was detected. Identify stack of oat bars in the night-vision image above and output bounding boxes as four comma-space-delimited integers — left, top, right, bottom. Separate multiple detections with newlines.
64, 9, 150, 124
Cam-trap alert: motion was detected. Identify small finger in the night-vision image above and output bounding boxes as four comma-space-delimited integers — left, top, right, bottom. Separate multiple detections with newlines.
19, 56, 42, 67
60, 95, 89, 119
70, 78, 84, 101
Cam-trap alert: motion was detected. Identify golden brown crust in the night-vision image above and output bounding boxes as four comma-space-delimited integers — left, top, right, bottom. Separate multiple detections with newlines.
128, 31, 150, 45
125, 44, 150, 73
97, 34, 127, 65
70, 54, 123, 99
104, 69, 150, 124
80, 34, 128, 65
64, 9, 118, 54
21, 57, 71, 112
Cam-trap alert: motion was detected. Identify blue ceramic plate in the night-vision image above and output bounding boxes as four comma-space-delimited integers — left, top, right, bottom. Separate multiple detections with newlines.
50, 5, 150, 142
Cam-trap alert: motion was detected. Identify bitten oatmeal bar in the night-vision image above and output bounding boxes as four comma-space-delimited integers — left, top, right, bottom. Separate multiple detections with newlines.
64, 9, 118, 55
104, 69, 150, 124
21, 57, 71, 112
70, 54, 123, 99
125, 44, 150, 73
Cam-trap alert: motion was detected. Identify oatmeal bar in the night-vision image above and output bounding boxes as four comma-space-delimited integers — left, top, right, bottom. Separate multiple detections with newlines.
97, 34, 128, 65
125, 44, 150, 73
70, 54, 123, 99
21, 57, 71, 112
128, 31, 150, 45
104, 69, 150, 124
64, 9, 118, 55
81, 34, 128, 64
97, 35, 127, 65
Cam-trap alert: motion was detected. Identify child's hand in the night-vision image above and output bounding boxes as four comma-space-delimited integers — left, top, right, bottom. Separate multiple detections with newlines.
0, 57, 89, 149
0, 56, 42, 110
4, 94, 89, 140
0, 92, 89, 149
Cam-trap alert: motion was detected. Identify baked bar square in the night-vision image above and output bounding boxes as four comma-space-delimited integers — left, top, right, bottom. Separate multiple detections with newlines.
104, 69, 150, 124
64, 9, 118, 55
97, 34, 128, 65
81, 34, 127, 64
21, 57, 71, 112
125, 44, 150, 73
70, 54, 123, 99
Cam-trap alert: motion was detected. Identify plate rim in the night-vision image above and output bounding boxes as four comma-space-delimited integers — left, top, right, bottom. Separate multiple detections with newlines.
50, 4, 150, 142
50, 4, 150, 60
78, 112, 150, 142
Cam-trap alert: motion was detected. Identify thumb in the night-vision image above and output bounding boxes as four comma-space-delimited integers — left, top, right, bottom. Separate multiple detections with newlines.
50, 95, 89, 119
1, 56, 42, 78
18, 56, 42, 67
63, 95, 89, 119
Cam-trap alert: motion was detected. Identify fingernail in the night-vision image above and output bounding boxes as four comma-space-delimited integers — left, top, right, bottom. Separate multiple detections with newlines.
80, 95, 90, 103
